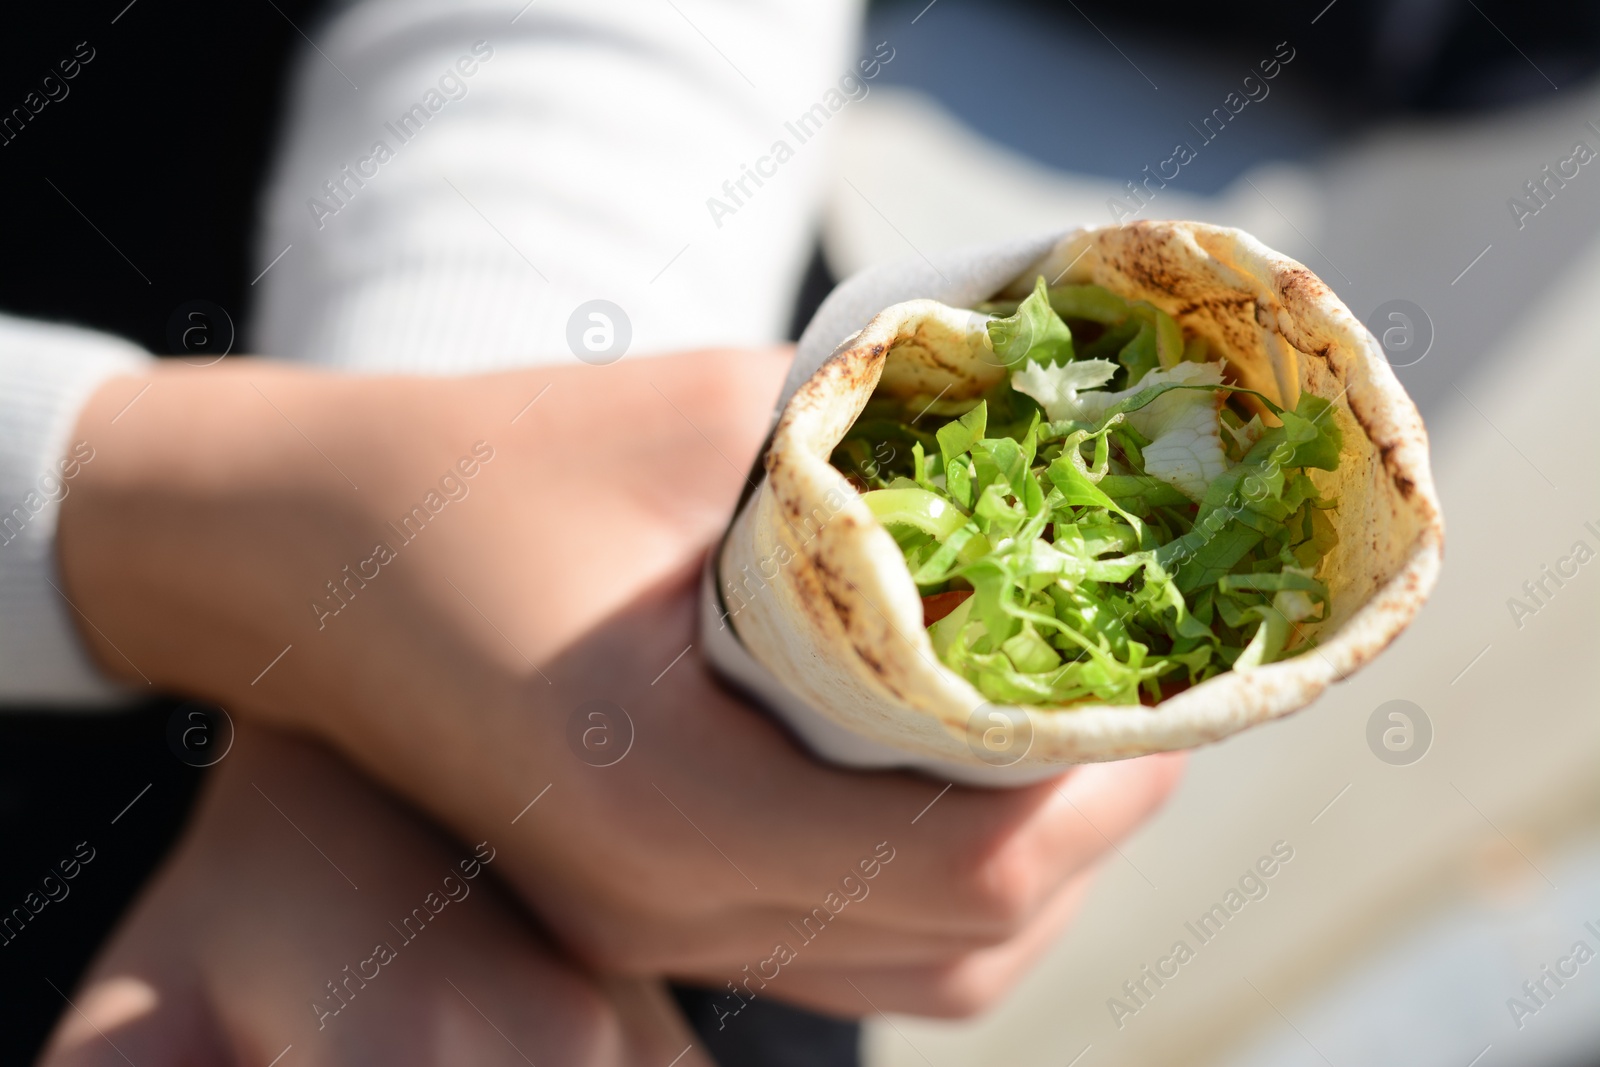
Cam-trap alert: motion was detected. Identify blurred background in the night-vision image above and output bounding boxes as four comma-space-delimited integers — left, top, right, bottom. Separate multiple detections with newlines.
2, 0, 1598, 1063
842, 3, 1600, 1066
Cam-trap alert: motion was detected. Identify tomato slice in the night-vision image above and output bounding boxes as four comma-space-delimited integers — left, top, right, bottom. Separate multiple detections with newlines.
921, 590, 973, 627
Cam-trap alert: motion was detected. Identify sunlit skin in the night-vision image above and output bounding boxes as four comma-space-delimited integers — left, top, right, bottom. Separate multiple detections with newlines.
57, 348, 1183, 1019
37, 726, 707, 1067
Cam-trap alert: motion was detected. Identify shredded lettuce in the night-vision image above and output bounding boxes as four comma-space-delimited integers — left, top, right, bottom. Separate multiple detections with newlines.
831, 277, 1343, 708
1021, 360, 1231, 502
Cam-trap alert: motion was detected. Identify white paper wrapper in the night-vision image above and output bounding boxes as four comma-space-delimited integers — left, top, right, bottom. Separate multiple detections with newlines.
702, 231, 1077, 786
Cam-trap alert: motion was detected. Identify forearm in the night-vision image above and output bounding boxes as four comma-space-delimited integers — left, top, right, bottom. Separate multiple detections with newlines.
54, 348, 781, 738
43, 719, 709, 1067
57, 360, 411, 718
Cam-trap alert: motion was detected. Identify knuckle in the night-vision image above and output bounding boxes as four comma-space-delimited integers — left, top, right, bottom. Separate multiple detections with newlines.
912, 960, 1011, 1019
558, 893, 705, 977
953, 838, 1043, 937
568, 934, 637, 974
565, 923, 659, 976
557, 905, 656, 975
550, 982, 629, 1065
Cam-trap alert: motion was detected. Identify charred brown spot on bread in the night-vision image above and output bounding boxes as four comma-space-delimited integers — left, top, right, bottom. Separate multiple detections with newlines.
1104, 222, 1193, 297
855, 641, 914, 704
790, 549, 835, 632
809, 555, 850, 613
905, 328, 968, 375
1175, 293, 1256, 318
1278, 266, 1334, 308
1271, 271, 1348, 355
804, 339, 888, 410
856, 644, 889, 679
840, 342, 888, 387
1376, 441, 1417, 499
812, 554, 880, 664
821, 583, 854, 628
1345, 393, 1385, 457
814, 572, 908, 699
1211, 305, 1268, 364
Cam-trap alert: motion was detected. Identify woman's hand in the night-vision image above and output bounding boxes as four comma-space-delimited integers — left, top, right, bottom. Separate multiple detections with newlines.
58, 350, 1183, 1017
36, 725, 708, 1067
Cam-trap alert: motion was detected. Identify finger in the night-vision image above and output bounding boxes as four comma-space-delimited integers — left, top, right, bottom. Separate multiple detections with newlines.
631, 753, 1180, 979
911, 751, 1188, 938
412, 958, 622, 1067
36, 971, 227, 1067
487, 575, 1184, 979
67, 728, 667, 1067
635, 657, 1185, 936
541, 579, 1184, 932
790, 752, 1183, 939
197, 732, 631, 1067
597, 976, 715, 1067
745, 866, 1098, 1020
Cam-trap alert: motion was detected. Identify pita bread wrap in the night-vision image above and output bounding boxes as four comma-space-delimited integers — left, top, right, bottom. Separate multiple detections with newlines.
701, 221, 1442, 786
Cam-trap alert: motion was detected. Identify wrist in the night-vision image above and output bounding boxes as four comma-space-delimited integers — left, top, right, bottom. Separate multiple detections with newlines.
56, 360, 374, 722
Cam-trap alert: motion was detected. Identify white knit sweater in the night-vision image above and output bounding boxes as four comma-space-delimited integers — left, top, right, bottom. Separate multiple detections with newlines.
0, 0, 860, 703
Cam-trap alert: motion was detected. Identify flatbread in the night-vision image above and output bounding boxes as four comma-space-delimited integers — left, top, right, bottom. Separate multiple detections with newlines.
710, 221, 1443, 778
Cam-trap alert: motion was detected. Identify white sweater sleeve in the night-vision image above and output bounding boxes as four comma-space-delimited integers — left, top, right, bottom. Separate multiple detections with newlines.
251, 0, 863, 369
3, 0, 860, 704
0, 319, 150, 703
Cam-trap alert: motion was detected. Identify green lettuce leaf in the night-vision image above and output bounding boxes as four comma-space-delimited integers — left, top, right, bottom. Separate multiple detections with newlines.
987, 277, 1074, 367
831, 287, 1344, 707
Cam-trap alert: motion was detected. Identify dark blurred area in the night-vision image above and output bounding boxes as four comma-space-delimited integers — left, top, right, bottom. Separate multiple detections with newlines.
875, 0, 1600, 196
0, 2, 320, 356
1, 0, 1593, 1062
0, 703, 206, 1055
1092, 0, 1600, 113
0, 1, 317, 1056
